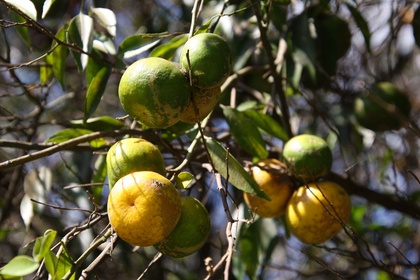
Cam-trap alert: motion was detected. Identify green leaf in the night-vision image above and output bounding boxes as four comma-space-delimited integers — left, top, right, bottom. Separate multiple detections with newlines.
66, 14, 93, 71
242, 110, 289, 141
46, 128, 106, 148
117, 34, 161, 61
175, 172, 194, 189
0, 255, 39, 277
33, 230, 57, 263
8, 10, 30, 45
4, 0, 37, 20
222, 106, 268, 159
84, 65, 111, 122
46, 23, 69, 89
45, 249, 75, 280
42, 0, 58, 18
69, 116, 124, 131
346, 3, 371, 53
206, 138, 269, 200
149, 34, 188, 60
91, 154, 106, 204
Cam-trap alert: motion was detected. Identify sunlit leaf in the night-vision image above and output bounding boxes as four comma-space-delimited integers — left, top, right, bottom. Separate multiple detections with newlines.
45, 249, 75, 280
70, 116, 124, 131
46, 128, 106, 148
90, 8, 117, 37
149, 34, 188, 60
42, 0, 58, 19
206, 138, 269, 200
4, 0, 37, 20
66, 14, 93, 71
84, 65, 111, 122
19, 195, 33, 230
0, 255, 39, 277
243, 109, 289, 141
222, 106, 268, 159
93, 35, 116, 55
175, 172, 194, 189
33, 230, 57, 263
118, 34, 161, 61
46, 23, 69, 89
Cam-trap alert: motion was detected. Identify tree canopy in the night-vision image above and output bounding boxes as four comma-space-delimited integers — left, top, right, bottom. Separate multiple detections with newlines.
1, 0, 420, 279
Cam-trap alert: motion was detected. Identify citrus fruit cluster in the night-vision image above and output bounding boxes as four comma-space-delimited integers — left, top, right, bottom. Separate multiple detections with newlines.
354, 82, 411, 132
244, 134, 352, 244
118, 33, 231, 128
106, 138, 210, 257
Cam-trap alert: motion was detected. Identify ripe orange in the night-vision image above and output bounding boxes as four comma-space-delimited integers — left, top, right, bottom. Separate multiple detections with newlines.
354, 82, 411, 131
154, 196, 211, 258
285, 181, 351, 244
244, 159, 294, 218
282, 134, 333, 181
180, 33, 231, 89
106, 138, 166, 189
118, 57, 190, 128
107, 171, 182, 247
180, 86, 222, 123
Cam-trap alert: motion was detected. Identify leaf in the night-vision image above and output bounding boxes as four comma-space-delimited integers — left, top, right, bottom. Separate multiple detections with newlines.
149, 34, 188, 60
23, 166, 52, 208
91, 154, 107, 204
206, 138, 269, 200
92, 35, 116, 55
19, 195, 33, 230
46, 23, 69, 89
84, 65, 111, 122
242, 109, 289, 141
90, 8, 117, 37
4, 0, 37, 20
8, 10, 30, 45
175, 172, 194, 189
33, 230, 57, 263
69, 116, 124, 131
0, 255, 39, 277
222, 106, 268, 159
117, 34, 161, 61
45, 249, 75, 280
66, 14, 93, 71
46, 128, 106, 148
346, 3, 371, 53
42, 0, 58, 19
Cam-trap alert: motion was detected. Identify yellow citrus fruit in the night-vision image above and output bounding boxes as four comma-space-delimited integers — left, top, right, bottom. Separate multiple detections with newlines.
282, 134, 333, 182
106, 138, 166, 189
154, 196, 211, 258
285, 181, 351, 244
354, 82, 411, 131
118, 57, 190, 128
244, 159, 294, 218
180, 86, 222, 123
180, 33, 232, 89
107, 171, 182, 247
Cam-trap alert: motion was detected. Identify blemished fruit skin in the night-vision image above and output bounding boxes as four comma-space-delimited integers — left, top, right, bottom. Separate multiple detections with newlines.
118, 57, 190, 128
180, 33, 232, 89
285, 181, 351, 244
107, 171, 182, 247
154, 196, 211, 258
106, 138, 166, 189
354, 82, 411, 131
180, 86, 222, 123
244, 159, 294, 218
282, 134, 333, 181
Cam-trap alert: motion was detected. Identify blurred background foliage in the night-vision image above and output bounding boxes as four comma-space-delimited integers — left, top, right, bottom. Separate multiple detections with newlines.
1, 0, 420, 279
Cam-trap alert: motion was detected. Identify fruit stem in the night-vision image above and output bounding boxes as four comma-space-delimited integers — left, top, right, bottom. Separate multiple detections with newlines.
189, 0, 204, 38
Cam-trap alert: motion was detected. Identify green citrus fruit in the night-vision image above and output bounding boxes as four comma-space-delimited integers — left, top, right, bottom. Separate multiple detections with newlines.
282, 134, 332, 181
118, 57, 190, 128
106, 138, 166, 189
180, 33, 232, 89
180, 86, 222, 123
107, 171, 182, 247
354, 82, 411, 131
285, 181, 351, 244
154, 196, 211, 258
244, 159, 293, 218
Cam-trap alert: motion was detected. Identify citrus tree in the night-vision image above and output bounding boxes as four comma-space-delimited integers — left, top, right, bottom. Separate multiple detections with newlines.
1, 0, 420, 279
